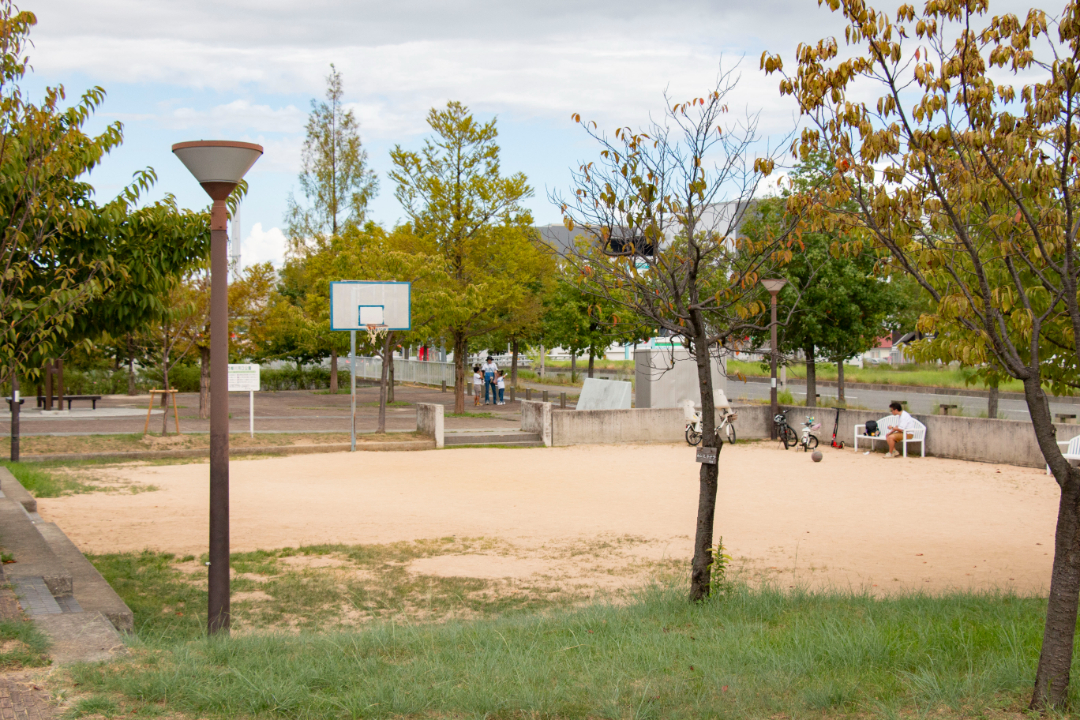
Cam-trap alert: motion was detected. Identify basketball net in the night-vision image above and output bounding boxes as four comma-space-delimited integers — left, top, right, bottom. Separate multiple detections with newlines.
365, 324, 389, 347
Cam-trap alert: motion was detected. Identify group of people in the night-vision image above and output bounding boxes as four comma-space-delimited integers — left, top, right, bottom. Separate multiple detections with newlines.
473, 356, 506, 406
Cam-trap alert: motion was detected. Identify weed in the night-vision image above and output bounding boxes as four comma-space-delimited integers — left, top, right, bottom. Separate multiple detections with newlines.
0, 462, 97, 497
707, 537, 732, 598
0, 618, 49, 669
69, 695, 120, 718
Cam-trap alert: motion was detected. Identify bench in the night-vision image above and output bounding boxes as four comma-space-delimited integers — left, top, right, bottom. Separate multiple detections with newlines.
854, 416, 927, 457
1047, 435, 1080, 475
37, 394, 102, 410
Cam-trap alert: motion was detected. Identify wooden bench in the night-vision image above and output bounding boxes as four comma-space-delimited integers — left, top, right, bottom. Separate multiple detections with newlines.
854, 416, 927, 457
37, 395, 102, 410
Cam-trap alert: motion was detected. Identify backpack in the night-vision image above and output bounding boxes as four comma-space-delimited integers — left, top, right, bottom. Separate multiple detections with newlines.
865, 419, 879, 437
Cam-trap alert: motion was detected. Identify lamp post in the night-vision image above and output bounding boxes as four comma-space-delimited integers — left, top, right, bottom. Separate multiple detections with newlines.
172, 140, 262, 635
761, 278, 787, 440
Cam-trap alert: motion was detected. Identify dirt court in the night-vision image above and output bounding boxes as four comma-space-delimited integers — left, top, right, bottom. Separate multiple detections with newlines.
40, 442, 1061, 595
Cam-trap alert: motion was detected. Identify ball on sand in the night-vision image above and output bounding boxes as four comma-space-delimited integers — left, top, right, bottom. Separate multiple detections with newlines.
811, 450, 823, 462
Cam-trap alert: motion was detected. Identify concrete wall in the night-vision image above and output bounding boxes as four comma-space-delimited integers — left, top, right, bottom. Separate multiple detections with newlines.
738, 404, 1072, 468
521, 400, 552, 447
551, 407, 686, 447
415, 403, 444, 449
635, 348, 727, 409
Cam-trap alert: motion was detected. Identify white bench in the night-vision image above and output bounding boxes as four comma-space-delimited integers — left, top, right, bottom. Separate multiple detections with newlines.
854, 416, 927, 457
1047, 435, 1080, 475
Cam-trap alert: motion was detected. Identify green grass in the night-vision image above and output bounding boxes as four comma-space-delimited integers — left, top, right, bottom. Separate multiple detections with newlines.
0, 461, 97, 497
0, 616, 50, 669
727, 359, 1031, 393
67, 583, 1073, 719
87, 540, 596, 642
446, 411, 506, 419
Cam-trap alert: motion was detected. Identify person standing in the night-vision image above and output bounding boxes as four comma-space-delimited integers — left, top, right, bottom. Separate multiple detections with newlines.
496, 370, 506, 405
473, 365, 483, 407
482, 356, 498, 405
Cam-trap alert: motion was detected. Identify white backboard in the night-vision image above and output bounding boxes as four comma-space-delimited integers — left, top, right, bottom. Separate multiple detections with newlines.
330, 281, 411, 331
228, 364, 260, 392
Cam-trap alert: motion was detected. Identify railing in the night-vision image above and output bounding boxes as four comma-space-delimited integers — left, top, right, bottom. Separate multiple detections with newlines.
352, 358, 457, 387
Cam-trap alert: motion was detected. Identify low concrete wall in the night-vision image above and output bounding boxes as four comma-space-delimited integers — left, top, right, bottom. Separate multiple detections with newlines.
739, 404, 1071, 468
415, 403, 444, 449
521, 400, 552, 446
551, 406, 686, 447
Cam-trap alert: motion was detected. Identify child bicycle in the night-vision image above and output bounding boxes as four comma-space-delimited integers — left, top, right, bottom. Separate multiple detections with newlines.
798, 415, 821, 452
773, 411, 798, 449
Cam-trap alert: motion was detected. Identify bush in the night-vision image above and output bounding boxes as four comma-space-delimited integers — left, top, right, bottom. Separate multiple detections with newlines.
260, 366, 351, 391
141, 363, 201, 393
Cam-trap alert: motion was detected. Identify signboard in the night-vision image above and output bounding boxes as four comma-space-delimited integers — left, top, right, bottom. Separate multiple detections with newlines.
228, 364, 260, 392
695, 446, 719, 465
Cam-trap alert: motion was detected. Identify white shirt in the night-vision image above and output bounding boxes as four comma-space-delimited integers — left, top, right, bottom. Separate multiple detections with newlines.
497, 376, 505, 389
484, 360, 498, 377
889, 410, 916, 432
473, 372, 482, 385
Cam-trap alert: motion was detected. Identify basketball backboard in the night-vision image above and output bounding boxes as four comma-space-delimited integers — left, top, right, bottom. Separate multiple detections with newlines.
330, 281, 411, 331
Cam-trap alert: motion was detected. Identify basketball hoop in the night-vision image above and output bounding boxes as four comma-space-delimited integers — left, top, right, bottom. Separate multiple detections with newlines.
365, 323, 389, 347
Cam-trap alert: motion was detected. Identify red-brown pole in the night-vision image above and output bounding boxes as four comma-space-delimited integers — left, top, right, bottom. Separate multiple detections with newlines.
770, 291, 779, 440
208, 198, 231, 635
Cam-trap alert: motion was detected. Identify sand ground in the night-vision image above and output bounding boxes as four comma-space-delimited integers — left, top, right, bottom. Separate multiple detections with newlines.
40, 442, 1060, 595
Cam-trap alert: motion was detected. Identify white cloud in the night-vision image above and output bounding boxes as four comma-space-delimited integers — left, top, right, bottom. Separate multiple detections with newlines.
242, 223, 288, 268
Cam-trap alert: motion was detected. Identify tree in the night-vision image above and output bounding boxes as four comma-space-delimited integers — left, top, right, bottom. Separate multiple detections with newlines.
390, 101, 546, 414
764, 0, 1080, 707
743, 154, 902, 406
0, 2, 121, 383
285, 64, 378, 392
553, 72, 804, 601
542, 276, 639, 381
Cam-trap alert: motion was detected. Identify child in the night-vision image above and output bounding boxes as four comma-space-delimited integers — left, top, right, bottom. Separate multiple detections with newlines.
496, 370, 506, 405
472, 365, 483, 407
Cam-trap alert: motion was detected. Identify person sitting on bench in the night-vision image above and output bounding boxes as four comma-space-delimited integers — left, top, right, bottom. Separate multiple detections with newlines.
885, 401, 916, 458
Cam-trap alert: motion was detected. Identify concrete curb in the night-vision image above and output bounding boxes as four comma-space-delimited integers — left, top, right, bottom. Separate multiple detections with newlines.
14, 440, 436, 464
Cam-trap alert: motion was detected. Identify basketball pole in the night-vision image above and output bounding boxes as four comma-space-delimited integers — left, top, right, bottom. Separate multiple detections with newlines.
350, 330, 357, 452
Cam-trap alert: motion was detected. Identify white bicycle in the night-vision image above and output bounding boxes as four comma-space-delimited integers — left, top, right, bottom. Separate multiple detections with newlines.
685, 408, 737, 446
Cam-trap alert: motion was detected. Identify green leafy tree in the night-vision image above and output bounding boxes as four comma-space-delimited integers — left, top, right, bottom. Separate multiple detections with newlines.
389, 101, 544, 414
765, 0, 1080, 706
743, 154, 902, 406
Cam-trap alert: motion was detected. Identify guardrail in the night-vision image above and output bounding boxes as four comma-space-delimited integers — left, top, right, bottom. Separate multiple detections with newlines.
352, 358, 457, 387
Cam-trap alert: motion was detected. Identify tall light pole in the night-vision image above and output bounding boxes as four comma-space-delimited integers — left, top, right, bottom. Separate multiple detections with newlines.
761, 278, 787, 440
172, 140, 262, 635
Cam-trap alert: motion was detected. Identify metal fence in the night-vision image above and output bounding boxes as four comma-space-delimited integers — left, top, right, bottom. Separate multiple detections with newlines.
352, 358, 457, 387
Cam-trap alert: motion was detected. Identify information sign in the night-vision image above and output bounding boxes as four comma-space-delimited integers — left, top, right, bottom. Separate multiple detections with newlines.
695, 446, 719, 465
228, 364, 260, 392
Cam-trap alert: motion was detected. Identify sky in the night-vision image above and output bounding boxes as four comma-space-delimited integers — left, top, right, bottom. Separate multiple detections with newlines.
25, 0, 1038, 269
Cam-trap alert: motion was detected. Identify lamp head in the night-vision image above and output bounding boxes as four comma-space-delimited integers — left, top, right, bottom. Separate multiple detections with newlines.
172, 141, 263, 201
761, 278, 788, 295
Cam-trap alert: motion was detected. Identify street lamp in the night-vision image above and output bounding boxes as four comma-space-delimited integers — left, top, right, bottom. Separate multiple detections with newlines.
761, 278, 787, 440
172, 140, 262, 635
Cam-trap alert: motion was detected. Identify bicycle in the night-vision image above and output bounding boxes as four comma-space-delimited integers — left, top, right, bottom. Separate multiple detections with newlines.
773, 411, 797, 449
799, 415, 821, 452
685, 408, 738, 446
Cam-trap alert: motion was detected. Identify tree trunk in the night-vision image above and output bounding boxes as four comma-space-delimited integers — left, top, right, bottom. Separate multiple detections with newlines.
161, 342, 170, 436
330, 347, 338, 394
377, 332, 393, 434
588, 349, 595, 379
388, 352, 395, 404
453, 331, 466, 414
805, 345, 817, 408
570, 353, 576, 384
540, 344, 545, 380
511, 338, 519, 387
988, 378, 999, 419
688, 310, 719, 602
199, 345, 211, 420
127, 334, 136, 396
1029, 375, 1080, 710
837, 359, 845, 405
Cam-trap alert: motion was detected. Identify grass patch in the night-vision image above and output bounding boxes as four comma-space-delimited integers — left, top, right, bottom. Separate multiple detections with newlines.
87, 539, 602, 641
446, 411, 503, 419
727, 359, 1031, 393
0, 461, 98, 497
66, 583, 1072, 719
0, 617, 50, 669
